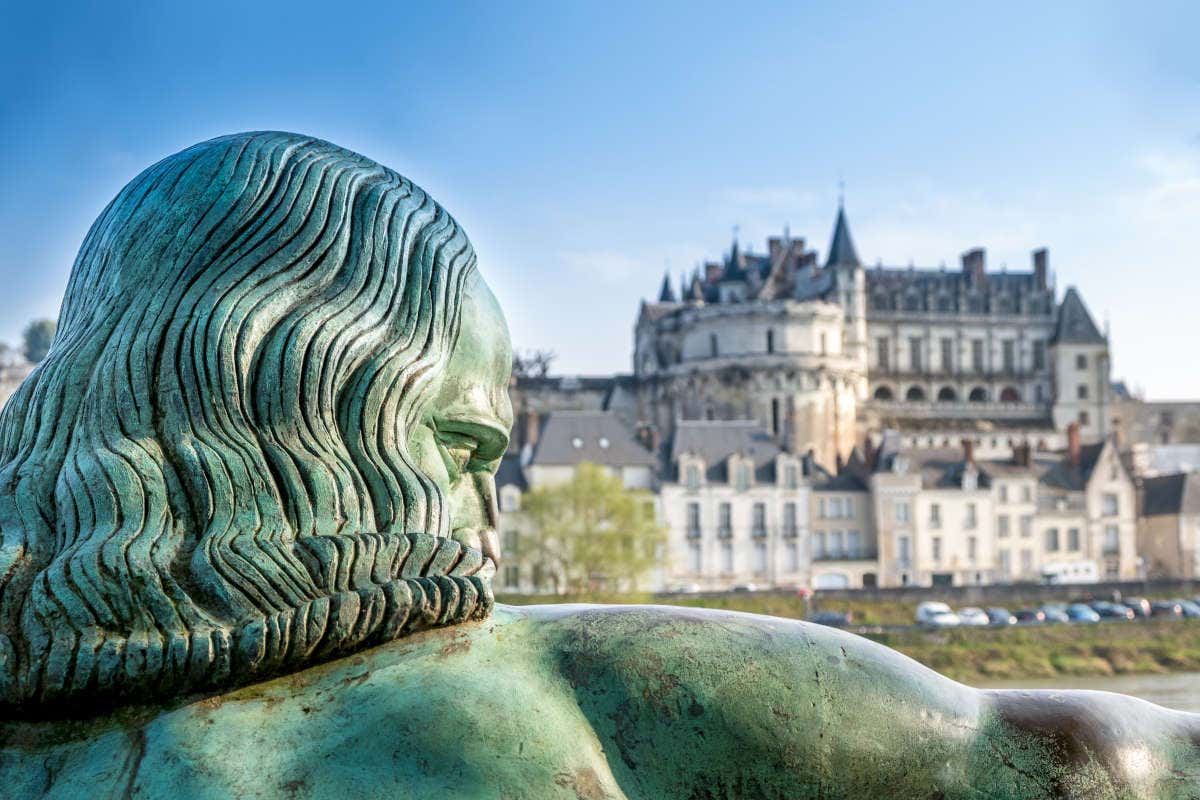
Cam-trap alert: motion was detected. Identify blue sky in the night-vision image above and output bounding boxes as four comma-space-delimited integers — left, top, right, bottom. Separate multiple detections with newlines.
2, 2, 1199, 397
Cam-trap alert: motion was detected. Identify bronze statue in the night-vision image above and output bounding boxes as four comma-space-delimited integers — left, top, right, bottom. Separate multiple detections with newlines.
0, 132, 1197, 798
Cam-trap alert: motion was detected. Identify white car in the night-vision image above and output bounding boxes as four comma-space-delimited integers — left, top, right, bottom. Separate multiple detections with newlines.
669, 583, 702, 594
956, 607, 989, 626
925, 611, 961, 629
915, 601, 953, 625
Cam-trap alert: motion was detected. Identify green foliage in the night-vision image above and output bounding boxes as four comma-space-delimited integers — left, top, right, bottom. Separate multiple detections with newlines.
517, 462, 665, 593
21, 318, 56, 363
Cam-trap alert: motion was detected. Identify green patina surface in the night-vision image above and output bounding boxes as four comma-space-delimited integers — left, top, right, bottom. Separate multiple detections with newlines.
3, 604, 1200, 799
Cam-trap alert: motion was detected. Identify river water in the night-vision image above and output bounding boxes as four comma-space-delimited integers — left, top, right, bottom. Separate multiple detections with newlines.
981, 672, 1200, 712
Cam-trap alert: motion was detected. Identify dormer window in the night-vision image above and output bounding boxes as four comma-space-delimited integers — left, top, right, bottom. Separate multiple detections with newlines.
685, 463, 701, 491
735, 462, 751, 492
710, 333, 719, 358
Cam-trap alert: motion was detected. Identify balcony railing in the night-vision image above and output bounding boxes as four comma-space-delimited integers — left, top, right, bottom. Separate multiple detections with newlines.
869, 399, 1048, 421
812, 550, 876, 562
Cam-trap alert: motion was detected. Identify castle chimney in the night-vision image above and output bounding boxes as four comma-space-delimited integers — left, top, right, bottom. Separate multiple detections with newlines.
1067, 422, 1082, 467
961, 438, 975, 465
1032, 248, 1048, 290
768, 237, 783, 261
1013, 441, 1032, 468
961, 248, 986, 285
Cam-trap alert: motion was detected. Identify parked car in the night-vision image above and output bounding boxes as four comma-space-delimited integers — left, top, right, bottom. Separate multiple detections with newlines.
1151, 601, 1183, 618
808, 611, 853, 628
1040, 605, 1070, 624
730, 583, 758, 593
1014, 609, 1046, 624
1125, 597, 1152, 618
924, 611, 961, 629
957, 607, 990, 627
1066, 603, 1100, 623
1178, 600, 1200, 619
986, 607, 1017, 626
668, 582, 702, 594
1091, 601, 1135, 620
915, 601, 954, 625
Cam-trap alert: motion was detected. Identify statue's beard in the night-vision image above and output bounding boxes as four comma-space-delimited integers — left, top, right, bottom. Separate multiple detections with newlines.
11, 533, 494, 716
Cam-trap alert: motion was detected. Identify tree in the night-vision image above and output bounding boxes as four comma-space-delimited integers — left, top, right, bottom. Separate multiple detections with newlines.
22, 318, 56, 363
518, 462, 665, 594
511, 349, 556, 380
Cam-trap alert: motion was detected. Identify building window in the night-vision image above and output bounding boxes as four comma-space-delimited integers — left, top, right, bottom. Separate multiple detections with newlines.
718, 503, 732, 538
752, 503, 767, 537
1021, 549, 1033, 574
999, 550, 1011, 575
965, 503, 977, 529
940, 338, 954, 372
754, 541, 768, 574
830, 531, 844, 559
1077, 384, 1089, 400
785, 541, 799, 572
685, 464, 700, 491
687, 502, 701, 538
1079, 411, 1090, 425
846, 530, 862, 558
999, 485, 1008, 504
784, 463, 798, 489
814, 532, 826, 559
720, 541, 733, 573
1102, 493, 1119, 516
689, 541, 702, 573
503, 529, 520, 555
766, 329, 775, 354
819, 332, 827, 355
1104, 525, 1120, 555
971, 339, 984, 372
736, 463, 751, 492
503, 565, 520, 589
909, 337, 923, 372
1067, 528, 1080, 551
844, 497, 855, 518
1076, 354, 1087, 370
783, 502, 798, 536
895, 501, 910, 524
930, 503, 941, 528
932, 536, 942, 562
1033, 340, 1046, 370
1020, 515, 1032, 537
1045, 528, 1060, 552
710, 333, 719, 358
1002, 340, 1015, 373
898, 535, 911, 568
967, 536, 977, 563
998, 515, 1010, 537
1022, 485, 1032, 503
771, 398, 781, 437
877, 337, 890, 370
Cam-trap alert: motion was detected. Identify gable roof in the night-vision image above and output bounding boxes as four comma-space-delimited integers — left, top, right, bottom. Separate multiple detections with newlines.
1053, 287, 1105, 345
1040, 442, 1108, 491
530, 411, 655, 468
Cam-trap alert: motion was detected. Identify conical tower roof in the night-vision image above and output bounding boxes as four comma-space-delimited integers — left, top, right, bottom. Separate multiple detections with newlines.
657, 271, 676, 303
825, 204, 861, 267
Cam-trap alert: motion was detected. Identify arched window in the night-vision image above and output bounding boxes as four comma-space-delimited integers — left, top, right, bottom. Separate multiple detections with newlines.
709, 333, 719, 358
904, 293, 921, 312
766, 329, 775, 354
968, 386, 988, 403
936, 386, 957, 403
905, 386, 926, 402
771, 397, 781, 436
999, 386, 1020, 403
937, 296, 952, 312
873, 386, 895, 401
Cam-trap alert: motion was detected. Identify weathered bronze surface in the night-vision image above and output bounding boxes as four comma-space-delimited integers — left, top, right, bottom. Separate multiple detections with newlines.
1, 132, 1198, 798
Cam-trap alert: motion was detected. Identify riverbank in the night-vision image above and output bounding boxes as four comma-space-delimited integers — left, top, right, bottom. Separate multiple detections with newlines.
499, 592, 1200, 683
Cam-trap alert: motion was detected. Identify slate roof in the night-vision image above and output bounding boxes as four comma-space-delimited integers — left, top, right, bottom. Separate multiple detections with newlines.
1053, 287, 1105, 344
825, 205, 861, 267
495, 454, 528, 491
1039, 442, 1107, 491
530, 411, 655, 468
877, 448, 994, 490
657, 272, 676, 303
1142, 473, 1200, 517
670, 420, 781, 482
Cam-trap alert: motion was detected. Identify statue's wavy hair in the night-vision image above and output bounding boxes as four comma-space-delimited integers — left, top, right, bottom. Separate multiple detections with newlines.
0, 132, 494, 711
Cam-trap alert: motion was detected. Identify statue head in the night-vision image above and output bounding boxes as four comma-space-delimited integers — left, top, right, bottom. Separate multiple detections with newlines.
0, 132, 512, 709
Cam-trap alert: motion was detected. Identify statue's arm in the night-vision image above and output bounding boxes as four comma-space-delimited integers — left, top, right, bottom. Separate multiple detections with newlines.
542, 605, 1200, 799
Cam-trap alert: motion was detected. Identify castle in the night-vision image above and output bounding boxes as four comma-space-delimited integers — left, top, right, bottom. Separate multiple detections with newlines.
512, 205, 1112, 470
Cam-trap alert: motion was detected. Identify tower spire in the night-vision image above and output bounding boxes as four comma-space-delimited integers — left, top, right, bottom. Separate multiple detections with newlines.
825, 202, 861, 268
657, 271, 677, 303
